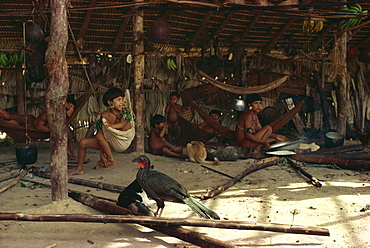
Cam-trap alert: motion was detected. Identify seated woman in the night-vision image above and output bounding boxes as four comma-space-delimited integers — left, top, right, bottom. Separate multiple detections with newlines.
236, 93, 288, 154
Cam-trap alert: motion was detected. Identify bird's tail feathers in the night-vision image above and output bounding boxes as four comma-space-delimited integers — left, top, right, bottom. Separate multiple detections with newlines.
184, 197, 220, 219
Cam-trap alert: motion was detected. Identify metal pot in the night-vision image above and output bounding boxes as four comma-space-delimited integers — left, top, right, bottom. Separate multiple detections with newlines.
324, 132, 344, 148
270, 140, 300, 152
232, 99, 245, 112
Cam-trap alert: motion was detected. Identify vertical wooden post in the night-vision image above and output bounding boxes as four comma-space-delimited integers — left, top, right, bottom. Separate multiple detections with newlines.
45, 0, 69, 201
15, 62, 25, 115
133, 2, 145, 153
336, 32, 348, 135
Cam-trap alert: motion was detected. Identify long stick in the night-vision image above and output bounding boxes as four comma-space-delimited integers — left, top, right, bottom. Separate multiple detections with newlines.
0, 170, 19, 183
0, 213, 330, 236
31, 170, 125, 193
202, 158, 284, 199
0, 170, 27, 194
200, 164, 234, 179
69, 191, 236, 248
287, 158, 322, 187
290, 154, 370, 170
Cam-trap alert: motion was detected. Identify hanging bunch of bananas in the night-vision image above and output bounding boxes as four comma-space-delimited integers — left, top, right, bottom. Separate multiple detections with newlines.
302, 19, 324, 35
339, 4, 368, 29
166, 57, 177, 71
0, 51, 24, 68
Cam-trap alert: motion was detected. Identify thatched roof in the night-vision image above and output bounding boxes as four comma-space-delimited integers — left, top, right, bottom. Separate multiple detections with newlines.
0, 0, 369, 60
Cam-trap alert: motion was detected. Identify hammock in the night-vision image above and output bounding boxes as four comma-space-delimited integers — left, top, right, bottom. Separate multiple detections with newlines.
101, 89, 135, 152
198, 69, 289, 94
178, 116, 215, 144
0, 84, 98, 143
191, 100, 305, 141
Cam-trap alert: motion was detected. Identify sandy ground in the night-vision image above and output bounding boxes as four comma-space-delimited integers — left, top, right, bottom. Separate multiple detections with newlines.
0, 141, 370, 248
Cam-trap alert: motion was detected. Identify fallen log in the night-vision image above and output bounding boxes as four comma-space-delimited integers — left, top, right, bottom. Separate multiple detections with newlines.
202, 158, 284, 199
290, 155, 370, 170
308, 144, 363, 155
0, 170, 19, 183
0, 213, 330, 236
69, 191, 236, 248
287, 158, 322, 187
31, 170, 125, 193
0, 170, 28, 194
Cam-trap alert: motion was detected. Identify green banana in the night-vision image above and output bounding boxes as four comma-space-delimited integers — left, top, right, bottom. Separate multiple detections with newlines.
0, 53, 5, 67
18, 51, 24, 63
3, 53, 8, 66
346, 8, 359, 13
362, 10, 368, 14
339, 7, 349, 12
354, 4, 362, 13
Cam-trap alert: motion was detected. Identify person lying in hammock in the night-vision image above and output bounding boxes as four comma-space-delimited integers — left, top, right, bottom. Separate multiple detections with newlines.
69, 87, 135, 176
0, 96, 77, 159
198, 109, 222, 135
236, 93, 288, 155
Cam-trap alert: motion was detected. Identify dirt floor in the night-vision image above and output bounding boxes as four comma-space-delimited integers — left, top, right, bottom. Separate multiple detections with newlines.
0, 140, 369, 248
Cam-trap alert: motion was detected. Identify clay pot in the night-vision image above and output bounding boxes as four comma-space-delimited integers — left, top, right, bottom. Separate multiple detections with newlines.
25, 21, 44, 44
147, 19, 171, 43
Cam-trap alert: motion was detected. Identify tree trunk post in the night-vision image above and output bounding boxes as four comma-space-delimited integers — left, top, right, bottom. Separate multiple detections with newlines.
45, 0, 69, 201
336, 9, 348, 135
133, 2, 145, 153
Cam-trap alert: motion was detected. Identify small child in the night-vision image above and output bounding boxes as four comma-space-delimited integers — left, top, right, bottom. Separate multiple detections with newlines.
165, 91, 181, 143
198, 109, 222, 134
69, 87, 133, 176
148, 114, 186, 159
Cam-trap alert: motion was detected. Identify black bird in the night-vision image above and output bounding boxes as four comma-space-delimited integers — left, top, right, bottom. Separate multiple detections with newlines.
117, 179, 153, 216
133, 155, 220, 219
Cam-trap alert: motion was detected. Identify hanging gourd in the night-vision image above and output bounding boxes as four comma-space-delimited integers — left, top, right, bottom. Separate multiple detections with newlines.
147, 18, 172, 43
25, 21, 44, 44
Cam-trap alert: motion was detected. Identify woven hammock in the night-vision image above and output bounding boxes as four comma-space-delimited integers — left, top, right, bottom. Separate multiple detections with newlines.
191, 100, 305, 141
178, 116, 215, 143
0, 84, 98, 143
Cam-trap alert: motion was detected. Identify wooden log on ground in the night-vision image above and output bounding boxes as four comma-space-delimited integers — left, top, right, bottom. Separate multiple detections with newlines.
69, 191, 236, 248
0, 170, 27, 194
202, 158, 284, 199
287, 158, 322, 187
31, 170, 125, 193
0, 170, 19, 183
0, 213, 330, 236
308, 144, 363, 155
290, 155, 370, 170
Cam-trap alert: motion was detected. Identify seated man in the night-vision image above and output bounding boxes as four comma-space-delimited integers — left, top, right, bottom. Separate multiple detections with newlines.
0, 96, 77, 159
236, 93, 287, 154
198, 109, 222, 135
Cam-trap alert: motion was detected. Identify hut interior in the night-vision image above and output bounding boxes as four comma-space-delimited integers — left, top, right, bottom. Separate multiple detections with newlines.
0, 0, 370, 144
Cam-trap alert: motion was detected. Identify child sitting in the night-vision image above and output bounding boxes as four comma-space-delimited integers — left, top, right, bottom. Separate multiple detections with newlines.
69, 87, 134, 176
148, 114, 186, 159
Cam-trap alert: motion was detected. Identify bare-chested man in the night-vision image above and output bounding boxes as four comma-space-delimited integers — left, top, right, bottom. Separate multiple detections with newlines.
236, 93, 287, 154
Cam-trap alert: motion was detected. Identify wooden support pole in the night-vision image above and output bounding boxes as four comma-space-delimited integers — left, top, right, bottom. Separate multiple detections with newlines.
15, 62, 25, 115
45, 0, 69, 201
0, 212, 330, 236
202, 158, 284, 199
133, 1, 145, 153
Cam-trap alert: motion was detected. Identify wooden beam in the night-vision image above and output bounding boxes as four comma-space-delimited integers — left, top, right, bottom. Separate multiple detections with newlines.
309, 21, 338, 51
111, 10, 132, 53
77, 0, 96, 41
356, 34, 370, 48
189, 0, 218, 47
262, 18, 297, 54
241, 14, 261, 40
214, 11, 235, 38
